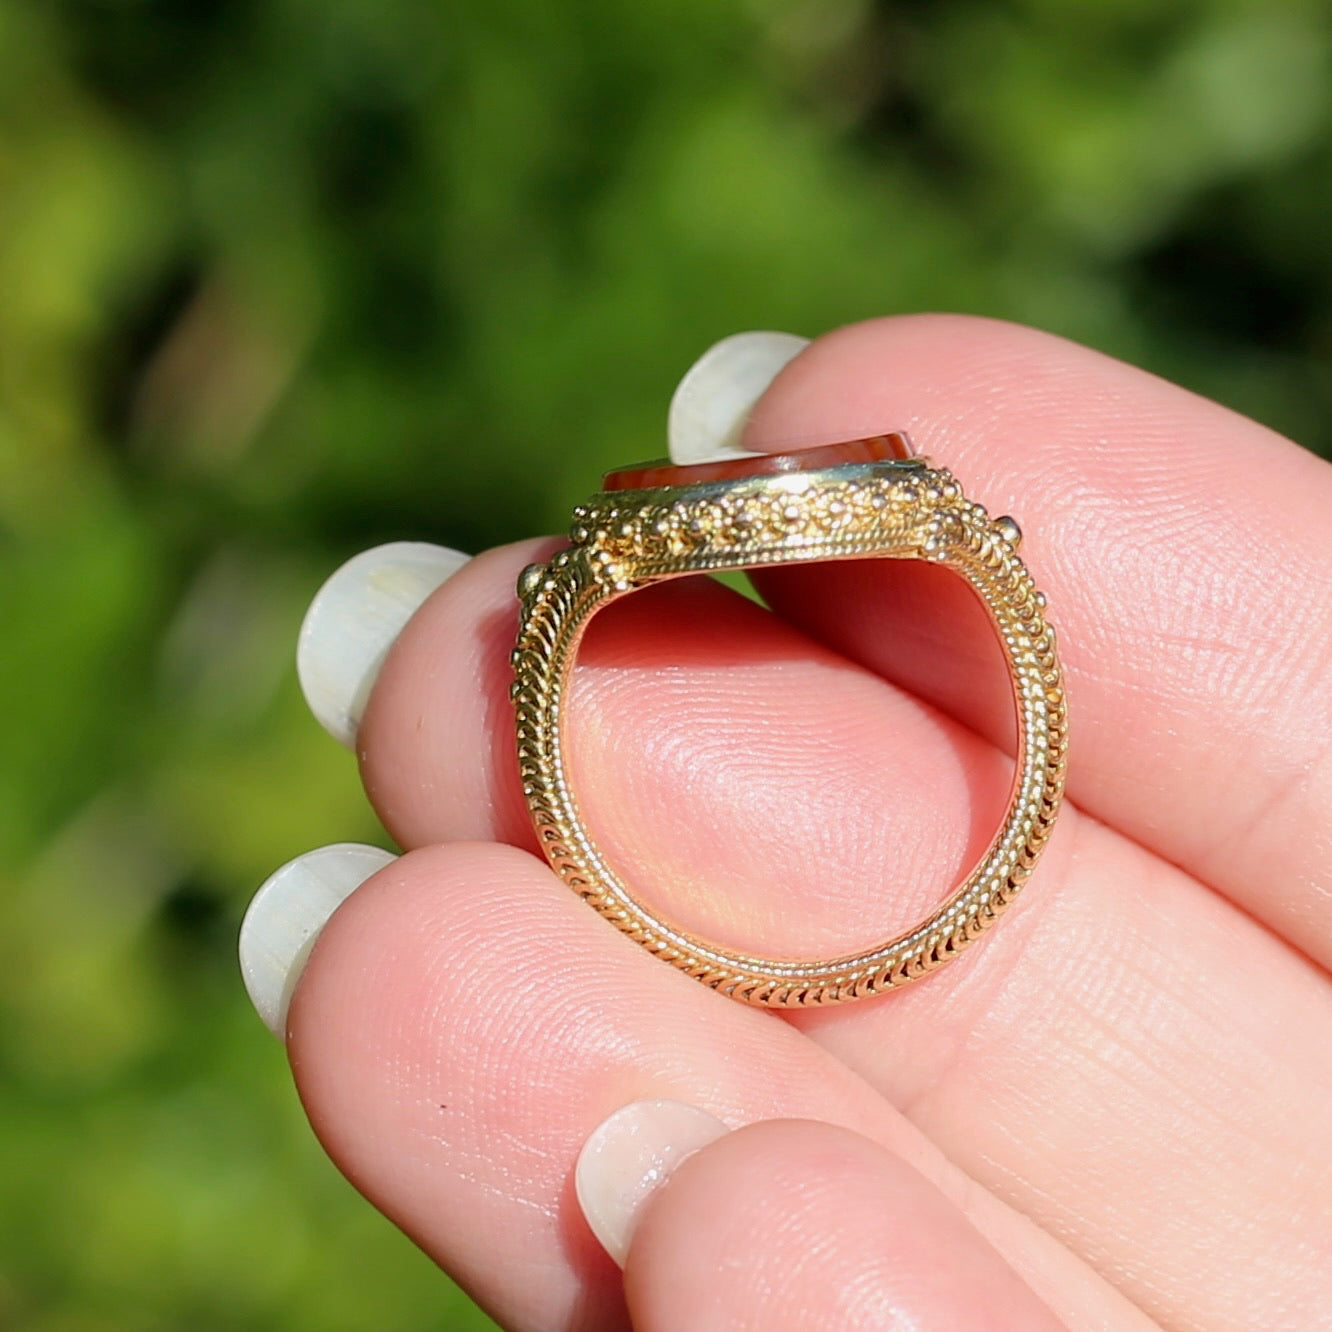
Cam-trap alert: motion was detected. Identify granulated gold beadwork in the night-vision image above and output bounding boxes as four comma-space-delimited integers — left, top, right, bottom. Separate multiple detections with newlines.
510, 439, 1068, 1006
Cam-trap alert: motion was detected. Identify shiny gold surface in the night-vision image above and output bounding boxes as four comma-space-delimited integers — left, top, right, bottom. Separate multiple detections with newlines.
511, 453, 1068, 1005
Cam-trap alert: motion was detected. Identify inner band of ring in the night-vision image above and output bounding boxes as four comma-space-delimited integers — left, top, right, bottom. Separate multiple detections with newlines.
510, 450, 1068, 1006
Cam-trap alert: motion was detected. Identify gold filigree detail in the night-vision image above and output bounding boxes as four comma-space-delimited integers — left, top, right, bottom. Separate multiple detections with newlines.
511, 458, 1068, 1006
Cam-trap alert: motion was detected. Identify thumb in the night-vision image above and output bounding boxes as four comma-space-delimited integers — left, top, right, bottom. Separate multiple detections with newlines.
578, 1104, 1065, 1331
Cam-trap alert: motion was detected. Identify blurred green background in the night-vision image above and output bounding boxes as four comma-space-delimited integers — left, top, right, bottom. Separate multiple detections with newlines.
1, 0, 1329, 1327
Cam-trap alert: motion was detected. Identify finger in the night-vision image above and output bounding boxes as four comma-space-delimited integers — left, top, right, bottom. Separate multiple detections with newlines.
360, 540, 1010, 952
347, 538, 1332, 1329
620, 1119, 1065, 1332
737, 315, 1332, 967
792, 817, 1332, 1332
283, 841, 1150, 1332
348, 538, 557, 856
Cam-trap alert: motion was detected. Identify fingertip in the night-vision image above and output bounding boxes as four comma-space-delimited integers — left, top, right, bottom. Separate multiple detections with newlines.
239, 842, 399, 1038
668, 331, 810, 464
297, 541, 471, 748
575, 1099, 730, 1267
740, 312, 1082, 456
623, 1118, 1064, 1332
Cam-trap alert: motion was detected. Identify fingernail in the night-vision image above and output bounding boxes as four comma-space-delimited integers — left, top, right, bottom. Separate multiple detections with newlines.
297, 541, 470, 748
575, 1099, 729, 1267
239, 842, 397, 1039
668, 331, 809, 466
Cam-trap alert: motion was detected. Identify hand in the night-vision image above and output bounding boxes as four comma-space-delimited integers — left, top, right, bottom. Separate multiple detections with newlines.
240, 316, 1332, 1330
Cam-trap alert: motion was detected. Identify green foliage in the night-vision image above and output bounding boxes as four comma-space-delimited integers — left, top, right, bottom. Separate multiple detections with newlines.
1, 0, 1329, 1325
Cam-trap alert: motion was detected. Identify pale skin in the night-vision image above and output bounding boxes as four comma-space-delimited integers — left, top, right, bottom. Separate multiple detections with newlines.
286, 315, 1332, 1330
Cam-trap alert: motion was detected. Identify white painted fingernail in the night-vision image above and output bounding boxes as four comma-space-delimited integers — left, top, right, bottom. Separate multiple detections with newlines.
239, 843, 397, 1039
297, 541, 469, 748
575, 1099, 729, 1267
668, 331, 809, 465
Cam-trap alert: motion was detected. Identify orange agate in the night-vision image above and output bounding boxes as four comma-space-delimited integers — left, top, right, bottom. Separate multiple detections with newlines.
602, 432, 915, 492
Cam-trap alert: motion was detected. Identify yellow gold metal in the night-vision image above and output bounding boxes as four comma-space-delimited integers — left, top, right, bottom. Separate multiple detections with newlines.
511, 449, 1068, 1006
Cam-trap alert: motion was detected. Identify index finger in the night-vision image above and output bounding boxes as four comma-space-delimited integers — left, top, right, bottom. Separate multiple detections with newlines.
740, 314, 1332, 969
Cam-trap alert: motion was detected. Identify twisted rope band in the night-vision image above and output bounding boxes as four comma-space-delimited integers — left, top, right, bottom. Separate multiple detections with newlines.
510, 452, 1068, 1006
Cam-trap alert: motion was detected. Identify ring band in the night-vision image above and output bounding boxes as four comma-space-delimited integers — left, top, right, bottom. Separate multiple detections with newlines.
511, 433, 1068, 1006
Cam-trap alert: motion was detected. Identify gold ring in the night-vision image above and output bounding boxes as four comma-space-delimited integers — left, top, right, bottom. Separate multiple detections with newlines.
511, 433, 1068, 1006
